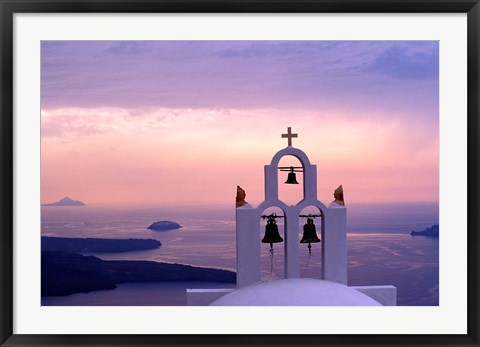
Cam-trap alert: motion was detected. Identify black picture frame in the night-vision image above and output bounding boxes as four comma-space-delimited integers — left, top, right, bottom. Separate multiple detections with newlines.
1, 1, 479, 346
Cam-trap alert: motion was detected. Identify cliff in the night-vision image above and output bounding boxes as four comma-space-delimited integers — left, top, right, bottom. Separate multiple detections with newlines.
42, 197, 85, 206
410, 224, 439, 237
42, 236, 161, 253
41, 251, 236, 297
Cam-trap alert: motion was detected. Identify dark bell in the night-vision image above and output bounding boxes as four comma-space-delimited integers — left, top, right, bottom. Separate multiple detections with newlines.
285, 172, 299, 184
262, 218, 284, 245
300, 218, 321, 244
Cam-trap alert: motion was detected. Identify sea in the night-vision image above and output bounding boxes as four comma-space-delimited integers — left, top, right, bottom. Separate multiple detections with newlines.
41, 202, 439, 306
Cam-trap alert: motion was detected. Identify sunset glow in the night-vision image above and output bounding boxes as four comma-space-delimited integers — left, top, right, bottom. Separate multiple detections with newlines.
41, 41, 439, 206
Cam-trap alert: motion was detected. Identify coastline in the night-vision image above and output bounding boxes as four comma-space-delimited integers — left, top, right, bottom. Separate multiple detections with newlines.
41, 281, 236, 306
42, 251, 236, 297
40, 204, 439, 305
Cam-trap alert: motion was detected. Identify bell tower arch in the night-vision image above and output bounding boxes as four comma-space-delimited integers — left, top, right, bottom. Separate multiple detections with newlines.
236, 128, 347, 288
265, 146, 317, 203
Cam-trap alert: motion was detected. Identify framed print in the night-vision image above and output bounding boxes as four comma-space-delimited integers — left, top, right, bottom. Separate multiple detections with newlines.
1, 1, 479, 346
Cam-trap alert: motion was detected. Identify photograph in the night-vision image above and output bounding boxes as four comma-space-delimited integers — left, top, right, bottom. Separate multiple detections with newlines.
40, 40, 439, 307
2, 2, 479, 345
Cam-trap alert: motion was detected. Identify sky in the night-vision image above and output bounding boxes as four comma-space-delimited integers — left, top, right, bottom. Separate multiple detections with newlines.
41, 41, 439, 206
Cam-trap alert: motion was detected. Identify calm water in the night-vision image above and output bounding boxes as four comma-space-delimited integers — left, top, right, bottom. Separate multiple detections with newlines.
41, 202, 439, 306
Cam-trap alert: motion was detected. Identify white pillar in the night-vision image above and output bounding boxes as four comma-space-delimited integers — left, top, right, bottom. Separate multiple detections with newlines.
236, 207, 261, 287
303, 164, 317, 201
264, 165, 278, 201
284, 209, 299, 278
322, 206, 347, 284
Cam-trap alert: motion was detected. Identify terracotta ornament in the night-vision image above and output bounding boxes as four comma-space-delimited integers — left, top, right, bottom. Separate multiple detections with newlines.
332, 185, 345, 206
236, 185, 248, 208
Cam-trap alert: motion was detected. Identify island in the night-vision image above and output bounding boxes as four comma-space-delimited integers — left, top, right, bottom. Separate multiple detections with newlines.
410, 224, 439, 237
147, 220, 182, 231
42, 197, 85, 206
42, 236, 161, 253
41, 251, 236, 296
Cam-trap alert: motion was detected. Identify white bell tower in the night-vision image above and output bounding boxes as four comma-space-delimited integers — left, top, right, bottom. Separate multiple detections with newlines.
235, 127, 347, 288
187, 127, 396, 306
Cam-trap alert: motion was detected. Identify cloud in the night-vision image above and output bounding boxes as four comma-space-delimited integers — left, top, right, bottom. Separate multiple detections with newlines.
364, 42, 439, 80
104, 41, 154, 55
41, 106, 438, 157
41, 105, 438, 205
41, 41, 439, 123
41, 107, 218, 139
39, 40, 440, 204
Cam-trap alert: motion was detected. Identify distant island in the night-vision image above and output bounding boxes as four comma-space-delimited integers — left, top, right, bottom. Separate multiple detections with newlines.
147, 220, 182, 231
411, 224, 439, 237
42, 197, 85, 206
42, 236, 161, 253
41, 251, 236, 296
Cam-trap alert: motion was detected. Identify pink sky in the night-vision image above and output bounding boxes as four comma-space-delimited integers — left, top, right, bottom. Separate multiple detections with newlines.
41, 41, 439, 206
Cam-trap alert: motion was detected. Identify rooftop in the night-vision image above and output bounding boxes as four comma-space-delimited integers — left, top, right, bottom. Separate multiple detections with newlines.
210, 278, 382, 306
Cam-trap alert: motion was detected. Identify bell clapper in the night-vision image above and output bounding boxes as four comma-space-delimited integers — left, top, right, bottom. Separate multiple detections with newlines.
269, 243, 274, 274
302, 242, 314, 277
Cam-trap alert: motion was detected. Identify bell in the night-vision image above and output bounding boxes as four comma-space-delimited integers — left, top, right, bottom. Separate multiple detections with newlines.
262, 217, 284, 245
285, 172, 299, 184
300, 218, 321, 244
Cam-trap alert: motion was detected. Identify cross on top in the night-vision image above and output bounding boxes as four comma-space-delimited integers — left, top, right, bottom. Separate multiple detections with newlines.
281, 127, 298, 147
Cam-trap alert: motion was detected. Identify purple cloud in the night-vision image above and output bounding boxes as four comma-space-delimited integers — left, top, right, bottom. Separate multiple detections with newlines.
41, 41, 438, 124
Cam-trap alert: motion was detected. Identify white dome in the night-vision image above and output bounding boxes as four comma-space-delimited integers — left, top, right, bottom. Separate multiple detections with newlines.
210, 278, 382, 306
